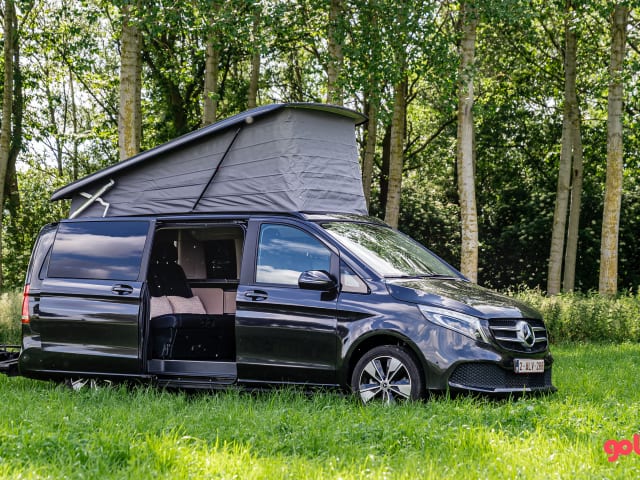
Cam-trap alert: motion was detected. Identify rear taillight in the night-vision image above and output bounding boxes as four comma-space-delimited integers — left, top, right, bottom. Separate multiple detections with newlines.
21, 284, 30, 324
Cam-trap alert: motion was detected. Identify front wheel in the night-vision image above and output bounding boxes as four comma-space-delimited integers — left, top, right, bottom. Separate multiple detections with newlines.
350, 345, 424, 405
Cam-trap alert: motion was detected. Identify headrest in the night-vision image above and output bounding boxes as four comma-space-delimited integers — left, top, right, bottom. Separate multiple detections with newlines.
152, 232, 178, 263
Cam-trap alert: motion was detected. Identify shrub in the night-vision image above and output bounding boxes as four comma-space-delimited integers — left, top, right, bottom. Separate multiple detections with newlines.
0, 290, 21, 345
512, 289, 640, 343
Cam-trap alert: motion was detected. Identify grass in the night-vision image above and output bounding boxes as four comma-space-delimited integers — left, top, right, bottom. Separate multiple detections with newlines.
0, 343, 638, 479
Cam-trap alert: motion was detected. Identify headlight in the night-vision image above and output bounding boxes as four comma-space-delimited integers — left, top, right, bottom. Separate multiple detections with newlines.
418, 305, 489, 342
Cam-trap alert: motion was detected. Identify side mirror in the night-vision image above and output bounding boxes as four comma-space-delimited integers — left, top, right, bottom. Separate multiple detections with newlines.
298, 270, 337, 291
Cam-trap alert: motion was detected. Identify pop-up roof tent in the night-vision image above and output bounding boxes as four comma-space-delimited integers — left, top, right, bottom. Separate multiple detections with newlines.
51, 103, 368, 218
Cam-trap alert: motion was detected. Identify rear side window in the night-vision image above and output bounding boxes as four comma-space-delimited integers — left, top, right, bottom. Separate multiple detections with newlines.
25, 223, 58, 284
204, 239, 237, 279
48, 221, 149, 280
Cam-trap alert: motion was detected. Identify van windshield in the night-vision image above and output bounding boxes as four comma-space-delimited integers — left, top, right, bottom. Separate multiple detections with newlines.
321, 222, 460, 279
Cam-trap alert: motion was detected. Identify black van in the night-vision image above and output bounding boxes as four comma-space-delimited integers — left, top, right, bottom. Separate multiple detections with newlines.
18, 212, 554, 402
10, 104, 555, 402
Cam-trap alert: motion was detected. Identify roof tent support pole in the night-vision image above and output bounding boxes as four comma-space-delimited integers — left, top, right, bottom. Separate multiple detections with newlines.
69, 179, 116, 219
191, 126, 243, 212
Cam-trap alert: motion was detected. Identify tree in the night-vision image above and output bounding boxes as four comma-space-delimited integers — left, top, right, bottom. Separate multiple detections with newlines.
247, 4, 262, 109
381, 0, 444, 228
599, 4, 628, 295
456, 0, 479, 282
382, 0, 411, 229
203, 15, 221, 124
563, 110, 584, 292
118, 2, 142, 160
2, 0, 640, 294
0, 0, 16, 288
547, 0, 582, 295
343, 0, 387, 210
326, 0, 344, 105
384, 76, 407, 228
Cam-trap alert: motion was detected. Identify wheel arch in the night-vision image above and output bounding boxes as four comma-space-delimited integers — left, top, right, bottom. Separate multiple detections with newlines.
342, 331, 427, 389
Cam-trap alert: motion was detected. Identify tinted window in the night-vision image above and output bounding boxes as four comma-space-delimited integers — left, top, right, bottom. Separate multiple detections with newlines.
256, 224, 331, 285
24, 223, 58, 283
48, 221, 149, 280
205, 239, 237, 278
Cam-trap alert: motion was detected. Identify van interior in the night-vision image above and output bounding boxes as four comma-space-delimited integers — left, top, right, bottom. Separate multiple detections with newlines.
146, 225, 244, 382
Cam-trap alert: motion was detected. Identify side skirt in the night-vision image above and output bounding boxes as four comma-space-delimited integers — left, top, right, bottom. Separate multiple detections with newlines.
148, 359, 237, 387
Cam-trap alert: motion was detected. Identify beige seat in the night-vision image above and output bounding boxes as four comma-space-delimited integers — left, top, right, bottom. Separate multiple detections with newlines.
223, 291, 237, 314
191, 288, 224, 315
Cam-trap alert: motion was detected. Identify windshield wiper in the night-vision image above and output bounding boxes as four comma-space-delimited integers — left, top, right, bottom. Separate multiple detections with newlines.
417, 273, 459, 279
385, 273, 458, 280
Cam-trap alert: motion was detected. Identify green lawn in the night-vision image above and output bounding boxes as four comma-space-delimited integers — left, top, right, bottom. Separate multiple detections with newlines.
0, 343, 638, 479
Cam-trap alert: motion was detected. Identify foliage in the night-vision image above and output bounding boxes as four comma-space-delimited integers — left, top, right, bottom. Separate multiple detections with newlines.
2, 169, 69, 289
395, 173, 461, 267
512, 288, 640, 344
0, 344, 637, 478
0, 289, 20, 344
1, 0, 640, 293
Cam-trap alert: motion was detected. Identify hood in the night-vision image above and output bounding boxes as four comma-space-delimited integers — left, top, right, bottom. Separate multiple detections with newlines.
385, 278, 541, 319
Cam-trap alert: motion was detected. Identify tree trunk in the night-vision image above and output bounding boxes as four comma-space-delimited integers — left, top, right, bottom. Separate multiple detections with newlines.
118, 3, 142, 160
6, 5, 21, 211
247, 10, 261, 109
44, 76, 63, 175
288, 51, 304, 102
548, 1, 579, 295
384, 77, 407, 229
563, 114, 584, 292
0, 0, 15, 288
326, 0, 344, 106
599, 4, 628, 296
362, 98, 377, 210
379, 124, 391, 214
456, 1, 478, 282
247, 51, 260, 108
69, 67, 79, 181
203, 39, 220, 124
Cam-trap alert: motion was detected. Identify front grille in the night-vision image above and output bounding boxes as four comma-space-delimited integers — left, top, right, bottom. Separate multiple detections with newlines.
449, 363, 553, 392
488, 318, 548, 353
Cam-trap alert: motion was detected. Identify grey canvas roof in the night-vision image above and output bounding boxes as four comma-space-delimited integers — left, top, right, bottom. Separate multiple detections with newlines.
52, 103, 368, 218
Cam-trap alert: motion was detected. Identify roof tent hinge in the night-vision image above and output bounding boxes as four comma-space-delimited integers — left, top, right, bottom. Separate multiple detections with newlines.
69, 179, 116, 219
191, 126, 243, 212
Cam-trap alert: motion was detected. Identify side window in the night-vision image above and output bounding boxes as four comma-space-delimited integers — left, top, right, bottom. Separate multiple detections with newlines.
48, 221, 149, 281
177, 227, 244, 280
256, 224, 331, 286
204, 239, 238, 279
25, 224, 58, 283
340, 261, 369, 294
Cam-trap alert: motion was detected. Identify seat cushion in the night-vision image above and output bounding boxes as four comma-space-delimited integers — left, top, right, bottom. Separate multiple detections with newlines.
167, 295, 206, 315
150, 295, 173, 318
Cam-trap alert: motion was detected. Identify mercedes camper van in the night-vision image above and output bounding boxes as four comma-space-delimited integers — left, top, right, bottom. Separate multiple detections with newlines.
3, 104, 555, 403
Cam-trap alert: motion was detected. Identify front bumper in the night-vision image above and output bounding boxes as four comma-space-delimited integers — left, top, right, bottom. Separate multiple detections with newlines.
448, 362, 555, 394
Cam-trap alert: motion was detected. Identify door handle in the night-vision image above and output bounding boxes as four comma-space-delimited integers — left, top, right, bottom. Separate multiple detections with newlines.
111, 284, 134, 295
244, 290, 268, 301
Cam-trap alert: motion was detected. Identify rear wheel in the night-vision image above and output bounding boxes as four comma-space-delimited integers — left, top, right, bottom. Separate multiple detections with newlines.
64, 377, 112, 391
351, 345, 423, 405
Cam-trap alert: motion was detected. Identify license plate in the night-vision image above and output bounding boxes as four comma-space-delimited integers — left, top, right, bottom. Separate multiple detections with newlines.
514, 359, 545, 374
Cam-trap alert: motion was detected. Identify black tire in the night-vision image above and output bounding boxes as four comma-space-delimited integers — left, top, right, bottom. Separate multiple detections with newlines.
350, 345, 424, 404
